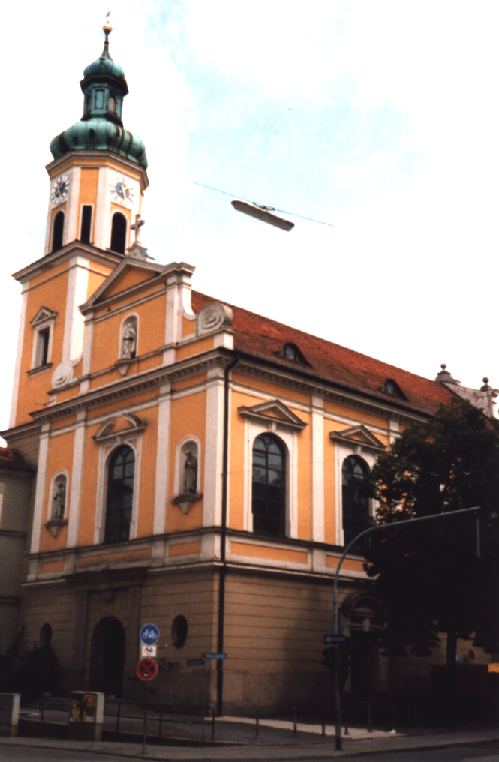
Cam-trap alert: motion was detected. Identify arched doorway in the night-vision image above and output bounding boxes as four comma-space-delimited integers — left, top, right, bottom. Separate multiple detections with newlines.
89, 617, 125, 696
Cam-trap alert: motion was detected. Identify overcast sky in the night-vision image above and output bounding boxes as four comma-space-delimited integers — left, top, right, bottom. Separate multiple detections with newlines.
1, 0, 499, 433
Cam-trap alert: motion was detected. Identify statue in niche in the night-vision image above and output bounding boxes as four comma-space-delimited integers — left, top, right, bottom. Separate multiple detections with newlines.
52, 477, 66, 520
121, 320, 136, 359
183, 451, 197, 495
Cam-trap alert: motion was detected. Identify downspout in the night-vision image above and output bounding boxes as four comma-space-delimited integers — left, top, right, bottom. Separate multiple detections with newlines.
216, 355, 238, 715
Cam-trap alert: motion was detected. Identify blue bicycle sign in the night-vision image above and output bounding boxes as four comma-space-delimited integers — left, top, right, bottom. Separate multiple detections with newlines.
140, 623, 160, 645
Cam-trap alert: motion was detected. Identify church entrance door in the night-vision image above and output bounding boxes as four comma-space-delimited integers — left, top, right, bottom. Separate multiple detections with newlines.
89, 616, 125, 697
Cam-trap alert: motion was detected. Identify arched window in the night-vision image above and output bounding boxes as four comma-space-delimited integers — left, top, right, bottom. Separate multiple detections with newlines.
40, 623, 53, 648
110, 212, 127, 253
341, 455, 371, 546
51, 473, 68, 520
80, 205, 92, 243
252, 433, 286, 537
120, 316, 137, 360
104, 445, 134, 544
52, 211, 65, 252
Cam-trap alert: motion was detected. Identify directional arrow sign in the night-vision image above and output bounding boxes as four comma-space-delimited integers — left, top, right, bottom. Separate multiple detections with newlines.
136, 657, 159, 682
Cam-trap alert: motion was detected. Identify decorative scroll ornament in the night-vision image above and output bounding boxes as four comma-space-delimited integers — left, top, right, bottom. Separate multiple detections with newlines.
52, 362, 73, 388
197, 302, 233, 335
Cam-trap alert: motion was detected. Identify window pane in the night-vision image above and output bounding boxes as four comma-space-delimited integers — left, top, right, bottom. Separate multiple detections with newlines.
252, 434, 286, 538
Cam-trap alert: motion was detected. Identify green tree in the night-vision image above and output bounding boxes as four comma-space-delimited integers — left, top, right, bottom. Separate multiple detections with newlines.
366, 398, 499, 670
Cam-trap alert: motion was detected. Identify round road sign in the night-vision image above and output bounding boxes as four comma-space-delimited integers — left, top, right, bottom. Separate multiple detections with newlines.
136, 657, 159, 682
140, 623, 160, 645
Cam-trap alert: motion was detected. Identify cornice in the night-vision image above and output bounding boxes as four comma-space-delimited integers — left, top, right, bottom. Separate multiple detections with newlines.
234, 354, 430, 425
46, 151, 149, 189
13, 241, 123, 283
31, 348, 235, 422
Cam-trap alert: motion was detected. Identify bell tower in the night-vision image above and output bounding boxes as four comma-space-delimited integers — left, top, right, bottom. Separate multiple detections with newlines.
9, 21, 149, 428
46, 20, 148, 256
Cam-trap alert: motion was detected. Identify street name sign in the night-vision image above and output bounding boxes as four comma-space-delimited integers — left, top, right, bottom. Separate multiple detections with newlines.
203, 652, 227, 660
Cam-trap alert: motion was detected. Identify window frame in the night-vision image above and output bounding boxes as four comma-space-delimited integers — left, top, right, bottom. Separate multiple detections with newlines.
31, 309, 57, 370
102, 444, 136, 546
242, 420, 297, 539
93, 416, 145, 546
251, 432, 287, 538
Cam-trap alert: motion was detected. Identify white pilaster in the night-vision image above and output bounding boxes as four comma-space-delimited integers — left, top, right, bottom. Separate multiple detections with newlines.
203, 367, 225, 527
94, 167, 110, 250
153, 384, 171, 534
62, 257, 90, 365
30, 425, 50, 553
65, 167, 81, 244
67, 412, 86, 547
311, 395, 325, 543
9, 287, 28, 428
163, 264, 195, 365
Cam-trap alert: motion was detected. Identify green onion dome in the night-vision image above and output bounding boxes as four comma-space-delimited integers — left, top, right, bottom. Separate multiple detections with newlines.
50, 22, 147, 169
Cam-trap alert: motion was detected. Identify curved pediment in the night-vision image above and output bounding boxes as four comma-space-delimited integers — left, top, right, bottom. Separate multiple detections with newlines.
93, 413, 147, 444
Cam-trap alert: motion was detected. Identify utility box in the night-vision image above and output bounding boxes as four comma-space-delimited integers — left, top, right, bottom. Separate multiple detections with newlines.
0, 694, 20, 737
68, 691, 104, 740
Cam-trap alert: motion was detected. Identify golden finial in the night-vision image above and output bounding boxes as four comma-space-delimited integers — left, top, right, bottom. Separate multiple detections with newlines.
103, 10, 112, 36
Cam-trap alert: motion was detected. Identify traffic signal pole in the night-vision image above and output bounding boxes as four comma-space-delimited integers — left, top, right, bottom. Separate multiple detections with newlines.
331, 505, 481, 751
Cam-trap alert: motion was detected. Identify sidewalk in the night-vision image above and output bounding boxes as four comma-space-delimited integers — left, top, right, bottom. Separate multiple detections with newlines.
2, 717, 499, 760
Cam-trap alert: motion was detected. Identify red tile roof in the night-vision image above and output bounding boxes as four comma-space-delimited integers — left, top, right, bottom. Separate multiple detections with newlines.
0, 447, 33, 472
191, 291, 453, 416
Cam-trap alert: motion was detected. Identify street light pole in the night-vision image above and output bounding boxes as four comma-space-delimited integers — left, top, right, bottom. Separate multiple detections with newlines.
331, 505, 481, 751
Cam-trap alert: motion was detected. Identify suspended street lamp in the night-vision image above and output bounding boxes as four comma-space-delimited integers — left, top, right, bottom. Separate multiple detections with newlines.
231, 200, 294, 231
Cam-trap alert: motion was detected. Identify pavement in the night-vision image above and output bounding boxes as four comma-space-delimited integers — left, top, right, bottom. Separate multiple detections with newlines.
2, 713, 499, 760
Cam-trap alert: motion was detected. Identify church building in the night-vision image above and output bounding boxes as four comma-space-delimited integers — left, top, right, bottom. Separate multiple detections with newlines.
2, 23, 490, 714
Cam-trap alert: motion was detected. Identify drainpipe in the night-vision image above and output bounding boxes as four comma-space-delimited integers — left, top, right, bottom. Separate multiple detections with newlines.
216, 355, 238, 716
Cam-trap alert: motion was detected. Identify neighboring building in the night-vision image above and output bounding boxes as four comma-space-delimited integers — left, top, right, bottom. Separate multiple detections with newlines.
0, 448, 33, 654
2, 24, 492, 714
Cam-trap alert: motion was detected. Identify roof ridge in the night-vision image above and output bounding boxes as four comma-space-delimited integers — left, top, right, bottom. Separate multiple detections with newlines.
191, 289, 437, 387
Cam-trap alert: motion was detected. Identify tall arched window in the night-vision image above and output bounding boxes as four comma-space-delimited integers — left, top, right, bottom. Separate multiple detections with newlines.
104, 445, 134, 544
52, 211, 65, 252
252, 433, 286, 537
110, 212, 127, 253
341, 455, 371, 546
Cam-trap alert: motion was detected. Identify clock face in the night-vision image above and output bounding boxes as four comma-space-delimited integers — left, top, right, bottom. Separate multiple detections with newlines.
112, 176, 133, 204
51, 174, 70, 205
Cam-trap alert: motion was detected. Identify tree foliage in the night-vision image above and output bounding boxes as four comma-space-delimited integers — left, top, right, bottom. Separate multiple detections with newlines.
365, 398, 499, 661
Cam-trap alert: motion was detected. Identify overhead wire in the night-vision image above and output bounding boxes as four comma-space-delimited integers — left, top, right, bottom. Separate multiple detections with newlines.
192, 180, 335, 228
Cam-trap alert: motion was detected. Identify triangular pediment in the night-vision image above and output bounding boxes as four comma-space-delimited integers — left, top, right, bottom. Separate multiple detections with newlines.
31, 307, 58, 326
330, 424, 385, 451
93, 413, 147, 444
81, 258, 166, 313
238, 399, 306, 431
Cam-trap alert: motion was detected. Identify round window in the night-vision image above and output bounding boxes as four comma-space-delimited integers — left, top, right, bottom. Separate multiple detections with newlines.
172, 615, 188, 648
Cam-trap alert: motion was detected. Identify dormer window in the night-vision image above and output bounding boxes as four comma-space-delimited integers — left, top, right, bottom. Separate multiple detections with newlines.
379, 378, 406, 399
276, 342, 308, 365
